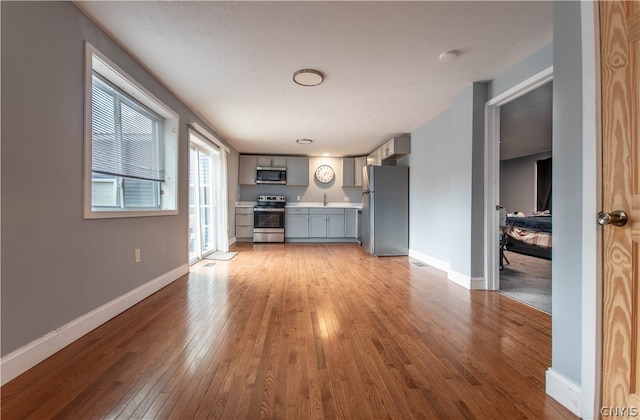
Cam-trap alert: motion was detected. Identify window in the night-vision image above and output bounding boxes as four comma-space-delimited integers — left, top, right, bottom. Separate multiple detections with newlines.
84, 42, 178, 218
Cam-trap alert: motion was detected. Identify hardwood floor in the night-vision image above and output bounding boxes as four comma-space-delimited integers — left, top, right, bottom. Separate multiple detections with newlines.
1, 243, 576, 419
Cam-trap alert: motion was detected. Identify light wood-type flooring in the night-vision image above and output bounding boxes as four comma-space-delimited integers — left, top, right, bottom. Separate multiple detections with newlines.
1, 243, 576, 419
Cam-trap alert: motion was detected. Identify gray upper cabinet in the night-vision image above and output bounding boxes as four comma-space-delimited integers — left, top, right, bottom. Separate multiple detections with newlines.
271, 156, 287, 167
354, 156, 367, 186
257, 156, 287, 167
239, 155, 257, 185
342, 158, 355, 186
286, 156, 309, 186
342, 156, 367, 186
367, 148, 382, 166
381, 135, 411, 161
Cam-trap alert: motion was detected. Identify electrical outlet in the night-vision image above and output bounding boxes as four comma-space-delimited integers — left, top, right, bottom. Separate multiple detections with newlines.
344, 196, 349, 202
297, 195, 301, 201
135, 248, 141, 263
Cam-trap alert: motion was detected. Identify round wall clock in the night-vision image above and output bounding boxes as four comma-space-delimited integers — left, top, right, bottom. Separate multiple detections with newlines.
315, 164, 335, 184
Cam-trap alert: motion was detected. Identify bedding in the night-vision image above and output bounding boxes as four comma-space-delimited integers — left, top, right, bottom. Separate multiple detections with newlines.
502, 213, 552, 260
504, 215, 552, 233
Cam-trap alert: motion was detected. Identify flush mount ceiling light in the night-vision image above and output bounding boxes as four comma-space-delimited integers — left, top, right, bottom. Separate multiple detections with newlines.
293, 69, 324, 86
296, 138, 313, 145
438, 50, 459, 63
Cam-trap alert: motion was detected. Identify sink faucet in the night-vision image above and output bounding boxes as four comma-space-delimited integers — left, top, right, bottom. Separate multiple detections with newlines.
323, 192, 328, 206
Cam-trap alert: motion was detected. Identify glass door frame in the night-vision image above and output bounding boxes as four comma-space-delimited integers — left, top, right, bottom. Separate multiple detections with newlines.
189, 132, 220, 264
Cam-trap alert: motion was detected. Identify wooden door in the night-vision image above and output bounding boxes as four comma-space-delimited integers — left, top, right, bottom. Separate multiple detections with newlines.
600, 0, 640, 415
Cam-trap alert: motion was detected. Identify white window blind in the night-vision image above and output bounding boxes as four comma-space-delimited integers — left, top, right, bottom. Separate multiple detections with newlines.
91, 74, 165, 182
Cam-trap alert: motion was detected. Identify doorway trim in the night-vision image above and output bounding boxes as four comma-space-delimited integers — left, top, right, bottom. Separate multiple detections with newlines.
484, 66, 553, 291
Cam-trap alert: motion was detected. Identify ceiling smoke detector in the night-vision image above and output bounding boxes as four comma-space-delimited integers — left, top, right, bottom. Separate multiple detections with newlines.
293, 69, 324, 86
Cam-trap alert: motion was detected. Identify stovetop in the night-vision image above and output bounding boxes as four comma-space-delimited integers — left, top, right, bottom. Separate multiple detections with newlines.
255, 195, 286, 208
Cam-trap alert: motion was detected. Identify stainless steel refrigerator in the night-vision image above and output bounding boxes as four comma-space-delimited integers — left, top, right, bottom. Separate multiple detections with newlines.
361, 165, 409, 256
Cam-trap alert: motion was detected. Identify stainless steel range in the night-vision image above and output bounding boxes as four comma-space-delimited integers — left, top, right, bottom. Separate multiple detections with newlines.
253, 195, 286, 243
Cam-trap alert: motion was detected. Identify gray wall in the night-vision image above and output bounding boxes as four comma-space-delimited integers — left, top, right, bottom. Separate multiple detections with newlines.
551, 0, 583, 384
449, 83, 487, 278
1, 2, 236, 356
488, 43, 553, 99
500, 151, 552, 215
408, 110, 452, 265
408, 82, 486, 279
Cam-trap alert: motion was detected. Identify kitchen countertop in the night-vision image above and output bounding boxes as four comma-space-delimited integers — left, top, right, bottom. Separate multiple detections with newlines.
286, 202, 362, 209
235, 201, 256, 208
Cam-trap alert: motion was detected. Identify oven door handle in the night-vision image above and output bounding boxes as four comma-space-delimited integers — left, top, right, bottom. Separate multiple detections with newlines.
254, 208, 285, 212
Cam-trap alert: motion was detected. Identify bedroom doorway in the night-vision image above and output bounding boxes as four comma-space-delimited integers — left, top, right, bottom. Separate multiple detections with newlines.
484, 67, 553, 311
497, 83, 553, 313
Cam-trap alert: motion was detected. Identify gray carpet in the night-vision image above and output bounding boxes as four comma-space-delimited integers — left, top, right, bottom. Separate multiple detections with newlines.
499, 251, 551, 314
205, 251, 238, 261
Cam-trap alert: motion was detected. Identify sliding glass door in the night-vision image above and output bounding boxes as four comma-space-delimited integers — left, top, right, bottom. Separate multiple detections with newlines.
189, 133, 220, 263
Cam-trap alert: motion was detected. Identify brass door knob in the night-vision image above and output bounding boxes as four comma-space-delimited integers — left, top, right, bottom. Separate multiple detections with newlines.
597, 210, 628, 227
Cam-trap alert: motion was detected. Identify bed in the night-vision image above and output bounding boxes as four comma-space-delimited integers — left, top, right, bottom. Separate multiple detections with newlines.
502, 212, 552, 260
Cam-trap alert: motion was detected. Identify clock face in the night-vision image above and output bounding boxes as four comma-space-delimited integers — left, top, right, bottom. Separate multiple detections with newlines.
315, 165, 335, 184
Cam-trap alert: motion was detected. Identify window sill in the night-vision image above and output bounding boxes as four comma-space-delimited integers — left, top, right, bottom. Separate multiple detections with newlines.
84, 208, 179, 219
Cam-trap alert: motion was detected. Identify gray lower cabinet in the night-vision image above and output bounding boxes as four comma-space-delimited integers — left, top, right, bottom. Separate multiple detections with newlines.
309, 215, 328, 237
309, 208, 345, 238
285, 207, 359, 241
327, 214, 346, 237
344, 208, 358, 238
235, 207, 254, 241
285, 207, 309, 238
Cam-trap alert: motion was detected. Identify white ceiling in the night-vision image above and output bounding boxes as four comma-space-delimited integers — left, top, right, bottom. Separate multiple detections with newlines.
74, 1, 553, 157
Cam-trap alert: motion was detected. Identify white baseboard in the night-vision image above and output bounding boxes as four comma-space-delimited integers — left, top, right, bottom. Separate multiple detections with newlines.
470, 277, 485, 290
0, 264, 189, 386
228, 236, 237, 246
448, 270, 485, 290
546, 368, 582, 417
408, 249, 450, 273
409, 249, 485, 290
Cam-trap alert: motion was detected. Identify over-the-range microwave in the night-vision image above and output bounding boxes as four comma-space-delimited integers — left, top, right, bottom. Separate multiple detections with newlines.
256, 167, 287, 184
